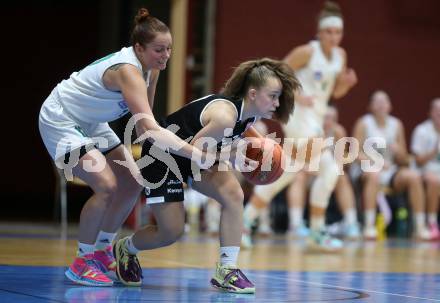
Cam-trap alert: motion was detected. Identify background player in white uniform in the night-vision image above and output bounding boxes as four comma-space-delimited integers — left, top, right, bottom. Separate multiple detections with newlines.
39, 8, 212, 287
411, 98, 440, 240
352, 90, 431, 240
242, 1, 357, 251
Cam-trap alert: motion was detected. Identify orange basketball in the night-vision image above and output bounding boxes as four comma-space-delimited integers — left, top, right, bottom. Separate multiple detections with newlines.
242, 137, 284, 185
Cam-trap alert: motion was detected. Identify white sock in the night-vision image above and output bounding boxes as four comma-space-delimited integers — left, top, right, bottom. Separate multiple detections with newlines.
413, 212, 426, 232
220, 246, 240, 267
259, 207, 271, 230
427, 213, 438, 226
344, 208, 357, 226
310, 216, 325, 231
289, 207, 304, 230
95, 231, 117, 250
126, 235, 140, 255
243, 203, 261, 229
77, 242, 95, 257
364, 209, 376, 228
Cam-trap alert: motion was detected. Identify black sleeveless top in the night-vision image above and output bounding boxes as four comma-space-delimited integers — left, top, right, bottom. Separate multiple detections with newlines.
160, 94, 257, 150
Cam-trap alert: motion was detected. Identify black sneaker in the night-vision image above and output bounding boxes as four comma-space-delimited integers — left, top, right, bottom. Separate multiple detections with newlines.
113, 237, 143, 286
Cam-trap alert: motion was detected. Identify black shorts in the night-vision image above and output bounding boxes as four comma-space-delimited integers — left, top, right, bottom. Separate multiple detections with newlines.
141, 140, 195, 204
388, 170, 399, 189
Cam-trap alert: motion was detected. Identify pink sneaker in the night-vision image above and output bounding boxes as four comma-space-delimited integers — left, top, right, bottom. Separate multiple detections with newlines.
429, 223, 440, 240
94, 246, 117, 273
65, 254, 113, 286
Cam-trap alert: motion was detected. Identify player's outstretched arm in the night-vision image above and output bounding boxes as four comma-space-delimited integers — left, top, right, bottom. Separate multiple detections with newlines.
106, 64, 205, 161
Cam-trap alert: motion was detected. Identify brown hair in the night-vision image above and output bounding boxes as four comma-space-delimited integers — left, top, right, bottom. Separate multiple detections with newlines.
131, 8, 170, 47
221, 58, 301, 123
318, 1, 343, 21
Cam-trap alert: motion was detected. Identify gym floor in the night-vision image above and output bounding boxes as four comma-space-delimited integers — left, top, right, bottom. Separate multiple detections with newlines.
0, 223, 439, 302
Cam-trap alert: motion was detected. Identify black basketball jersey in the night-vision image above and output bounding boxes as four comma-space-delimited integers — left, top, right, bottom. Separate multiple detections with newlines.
161, 94, 257, 150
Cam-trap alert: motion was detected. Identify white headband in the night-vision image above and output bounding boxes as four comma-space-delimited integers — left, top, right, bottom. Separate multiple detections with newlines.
319, 16, 343, 30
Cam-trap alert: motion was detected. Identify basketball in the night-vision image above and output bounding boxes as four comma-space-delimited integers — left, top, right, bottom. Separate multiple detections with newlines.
241, 137, 284, 185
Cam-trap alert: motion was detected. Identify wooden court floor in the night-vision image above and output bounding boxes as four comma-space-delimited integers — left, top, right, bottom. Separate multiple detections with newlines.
0, 222, 439, 302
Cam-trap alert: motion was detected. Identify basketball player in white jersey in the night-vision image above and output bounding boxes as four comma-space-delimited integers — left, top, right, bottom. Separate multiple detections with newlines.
39, 9, 215, 286
242, 1, 357, 251
411, 98, 440, 240
352, 90, 432, 240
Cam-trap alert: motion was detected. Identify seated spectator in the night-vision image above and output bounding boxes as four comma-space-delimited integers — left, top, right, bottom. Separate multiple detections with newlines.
410, 98, 440, 240
351, 90, 432, 240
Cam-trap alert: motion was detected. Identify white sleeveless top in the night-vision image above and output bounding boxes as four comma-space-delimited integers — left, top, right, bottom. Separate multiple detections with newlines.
363, 114, 399, 158
285, 40, 343, 138
54, 46, 150, 123
411, 120, 440, 174
363, 114, 399, 181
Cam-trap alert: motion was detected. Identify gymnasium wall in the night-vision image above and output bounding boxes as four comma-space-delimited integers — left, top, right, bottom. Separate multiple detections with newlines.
213, 0, 440, 138
1, 1, 439, 219
0, 2, 101, 219
0, 1, 169, 219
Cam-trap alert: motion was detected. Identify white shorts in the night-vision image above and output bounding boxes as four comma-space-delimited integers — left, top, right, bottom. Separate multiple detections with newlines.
284, 110, 324, 141
423, 163, 440, 177
38, 89, 121, 161
350, 162, 398, 187
379, 166, 398, 187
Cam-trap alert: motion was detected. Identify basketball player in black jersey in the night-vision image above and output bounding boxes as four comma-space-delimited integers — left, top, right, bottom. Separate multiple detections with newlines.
113, 58, 300, 293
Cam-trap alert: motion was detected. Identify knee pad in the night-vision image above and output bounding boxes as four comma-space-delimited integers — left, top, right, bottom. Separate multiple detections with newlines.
310, 150, 339, 208
319, 150, 339, 188
253, 171, 295, 204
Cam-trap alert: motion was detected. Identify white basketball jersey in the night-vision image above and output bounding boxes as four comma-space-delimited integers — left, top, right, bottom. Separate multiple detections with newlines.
363, 114, 399, 164
55, 47, 150, 123
411, 120, 440, 173
360, 114, 399, 185
284, 40, 343, 139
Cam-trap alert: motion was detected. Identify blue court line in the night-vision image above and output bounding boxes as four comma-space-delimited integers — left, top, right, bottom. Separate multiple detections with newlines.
1, 265, 439, 303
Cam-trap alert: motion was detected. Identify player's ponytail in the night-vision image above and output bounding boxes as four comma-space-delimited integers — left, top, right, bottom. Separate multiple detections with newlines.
131, 8, 169, 47
222, 58, 301, 123
134, 8, 150, 24
318, 1, 343, 22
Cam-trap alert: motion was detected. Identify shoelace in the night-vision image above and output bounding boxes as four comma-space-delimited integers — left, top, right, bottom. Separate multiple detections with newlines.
119, 245, 130, 270
84, 259, 105, 276
103, 249, 115, 261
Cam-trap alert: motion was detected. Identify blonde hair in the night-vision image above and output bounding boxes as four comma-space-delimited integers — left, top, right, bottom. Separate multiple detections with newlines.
318, 1, 343, 22
221, 58, 301, 123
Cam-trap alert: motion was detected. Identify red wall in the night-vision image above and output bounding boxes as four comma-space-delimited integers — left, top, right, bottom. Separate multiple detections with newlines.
214, 0, 440, 139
